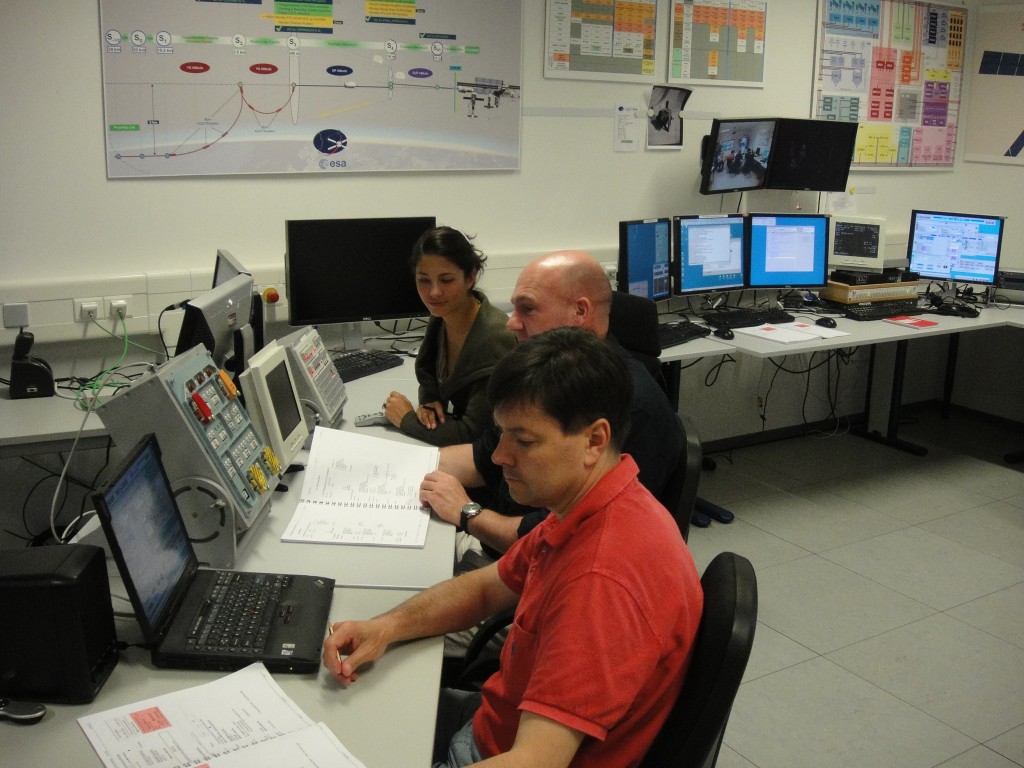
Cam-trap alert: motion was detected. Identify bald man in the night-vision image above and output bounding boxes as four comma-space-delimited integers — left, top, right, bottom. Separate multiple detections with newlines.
420, 250, 684, 557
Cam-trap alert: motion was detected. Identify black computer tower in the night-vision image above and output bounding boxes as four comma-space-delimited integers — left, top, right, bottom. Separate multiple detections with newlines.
0, 545, 119, 703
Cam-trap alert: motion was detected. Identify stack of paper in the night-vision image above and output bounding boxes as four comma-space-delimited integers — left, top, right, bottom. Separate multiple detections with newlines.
79, 664, 367, 768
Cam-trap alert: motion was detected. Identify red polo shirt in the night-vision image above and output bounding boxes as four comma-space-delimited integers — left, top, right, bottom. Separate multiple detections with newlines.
473, 455, 703, 766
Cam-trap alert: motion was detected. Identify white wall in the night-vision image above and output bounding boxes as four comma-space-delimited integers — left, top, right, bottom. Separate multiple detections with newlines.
1, 0, 1019, 426
2, 0, 1018, 287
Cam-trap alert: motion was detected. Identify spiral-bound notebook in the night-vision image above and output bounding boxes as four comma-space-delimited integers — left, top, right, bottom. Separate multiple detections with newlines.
281, 427, 437, 547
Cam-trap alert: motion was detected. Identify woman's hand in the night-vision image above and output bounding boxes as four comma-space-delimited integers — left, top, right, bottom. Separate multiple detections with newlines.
382, 391, 415, 427
416, 401, 447, 430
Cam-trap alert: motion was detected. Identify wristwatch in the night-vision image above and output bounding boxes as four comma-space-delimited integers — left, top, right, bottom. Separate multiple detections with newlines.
460, 502, 483, 532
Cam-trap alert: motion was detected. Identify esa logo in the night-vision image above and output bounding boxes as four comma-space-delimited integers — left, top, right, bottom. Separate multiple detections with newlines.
314, 129, 349, 168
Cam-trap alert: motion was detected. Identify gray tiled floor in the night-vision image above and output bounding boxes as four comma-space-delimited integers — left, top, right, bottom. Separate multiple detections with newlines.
688, 407, 1024, 768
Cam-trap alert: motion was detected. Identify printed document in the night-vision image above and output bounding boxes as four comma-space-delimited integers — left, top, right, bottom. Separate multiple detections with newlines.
78, 663, 367, 768
282, 426, 437, 547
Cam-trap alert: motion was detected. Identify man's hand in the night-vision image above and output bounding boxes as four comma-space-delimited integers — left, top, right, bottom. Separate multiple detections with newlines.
420, 470, 472, 526
323, 617, 393, 686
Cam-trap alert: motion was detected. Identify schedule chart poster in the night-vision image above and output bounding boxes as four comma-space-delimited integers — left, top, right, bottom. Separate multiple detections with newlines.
99, 0, 523, 177
812, 0, 967, 169
544, 0, 661, 83
669, 0, 768, 87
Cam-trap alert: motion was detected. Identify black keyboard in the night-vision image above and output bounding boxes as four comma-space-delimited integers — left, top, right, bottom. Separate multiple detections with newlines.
188, 572, 288, 653
332, 348, 404, 381
658, 320, 712, 348
835, 299, 925, 322
702, 307, 795, 329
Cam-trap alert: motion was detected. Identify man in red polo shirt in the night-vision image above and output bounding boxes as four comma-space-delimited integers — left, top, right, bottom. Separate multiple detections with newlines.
323, 328, 703, 767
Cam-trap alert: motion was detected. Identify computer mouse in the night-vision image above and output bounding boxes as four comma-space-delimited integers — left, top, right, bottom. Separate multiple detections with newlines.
816, 317, 838, 328
713, 327, 735, 340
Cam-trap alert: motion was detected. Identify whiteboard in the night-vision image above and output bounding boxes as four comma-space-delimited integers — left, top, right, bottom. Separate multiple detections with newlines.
99, 0, 522, 177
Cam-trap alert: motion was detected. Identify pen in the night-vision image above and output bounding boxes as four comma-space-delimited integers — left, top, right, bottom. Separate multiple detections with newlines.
327, 623, 342, 663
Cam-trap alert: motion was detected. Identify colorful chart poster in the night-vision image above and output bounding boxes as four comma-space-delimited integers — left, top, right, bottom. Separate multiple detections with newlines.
812, 0, 966, 169
99, 0, 522, 177
544, 0, 661, 82
668, 0, 768, 87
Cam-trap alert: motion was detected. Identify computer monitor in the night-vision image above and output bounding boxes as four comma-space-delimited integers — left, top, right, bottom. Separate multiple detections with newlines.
828, 215, 888, 273
746, 213, 830, 289
175, 273, 255, 370
238, 342, 308, 471
212, 249, 249, 288
672, 214, 746, 295
765, 118, 858, 192
699, 118, 776, 195
907, 210, 1006, 286
285, 216, 436, 327
617, 218, 671, 300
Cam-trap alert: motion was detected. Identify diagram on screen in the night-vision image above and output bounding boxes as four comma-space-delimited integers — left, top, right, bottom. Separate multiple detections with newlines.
99, 0, 522, 177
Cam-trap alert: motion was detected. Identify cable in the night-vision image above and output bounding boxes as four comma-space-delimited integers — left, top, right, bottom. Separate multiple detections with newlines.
49, 313, 131, 543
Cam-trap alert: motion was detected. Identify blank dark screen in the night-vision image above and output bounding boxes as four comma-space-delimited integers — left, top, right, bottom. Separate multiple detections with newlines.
286, 217, 436, 325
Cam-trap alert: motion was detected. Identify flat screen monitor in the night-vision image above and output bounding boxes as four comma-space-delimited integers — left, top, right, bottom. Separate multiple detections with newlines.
828, 215, 887, 273
672, 214, 746, 295
286, 217, 436, 326
212, 249, 249, 288
766, 118, 858, 192
907, 210, 1005, 286
175, 273, 254, 369
699, 118, 776, 195
617, 218, 671, 300
747, 213, 830, 289
238, 342, 308, 471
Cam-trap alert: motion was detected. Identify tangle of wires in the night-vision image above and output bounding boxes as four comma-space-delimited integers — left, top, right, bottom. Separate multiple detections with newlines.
757, 346, 860, 437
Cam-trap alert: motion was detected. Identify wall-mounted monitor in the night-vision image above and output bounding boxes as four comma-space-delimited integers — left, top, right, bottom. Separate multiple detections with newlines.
828, 215, 887, 273
672, 214, 746, 295
617, 218, 671, 301
238, 342, 309, 471
175, 273, 254, 370
907, 210, 1006, 286
765, 118, 858, 192
285, 217, 436, 327
746, 213, 830, 289
699, 118, 776, 195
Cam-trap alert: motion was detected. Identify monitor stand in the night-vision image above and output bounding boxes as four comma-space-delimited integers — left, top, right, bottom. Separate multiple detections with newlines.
340, 322, 363, 351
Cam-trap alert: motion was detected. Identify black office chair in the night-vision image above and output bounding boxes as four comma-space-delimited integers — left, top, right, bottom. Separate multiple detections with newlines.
640, 551, 758, 768
608, 291, 667, 392
609, 290, 732, 529
657, 414, 703, 542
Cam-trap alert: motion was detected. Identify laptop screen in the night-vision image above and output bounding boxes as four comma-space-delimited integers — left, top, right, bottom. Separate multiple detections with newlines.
95, 435, 195, 635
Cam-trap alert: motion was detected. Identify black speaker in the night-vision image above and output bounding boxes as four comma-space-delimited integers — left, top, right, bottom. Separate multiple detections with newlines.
0, 545, 119, 703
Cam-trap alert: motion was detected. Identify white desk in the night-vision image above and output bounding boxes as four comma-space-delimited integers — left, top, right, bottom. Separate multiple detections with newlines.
4, 354, 452, 767
3, 588, 443, 767
0, 391, 107, 458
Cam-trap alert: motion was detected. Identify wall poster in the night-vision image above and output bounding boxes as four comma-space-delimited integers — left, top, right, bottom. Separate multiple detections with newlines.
668, 0, 768, 88
99, 0, 522, 177
812, 0, 967, 169
544, 0, 661, 83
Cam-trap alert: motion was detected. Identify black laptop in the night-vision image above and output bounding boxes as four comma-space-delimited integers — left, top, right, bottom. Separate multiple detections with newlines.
94, 433, 334, 673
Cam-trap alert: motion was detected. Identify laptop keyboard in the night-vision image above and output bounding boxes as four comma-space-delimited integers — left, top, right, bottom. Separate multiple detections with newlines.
185, 572, 290, 654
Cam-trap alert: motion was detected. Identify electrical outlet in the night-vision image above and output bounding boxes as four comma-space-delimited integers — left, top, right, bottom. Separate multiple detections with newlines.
106, 295, 131, 319
74, 298, 102, 322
